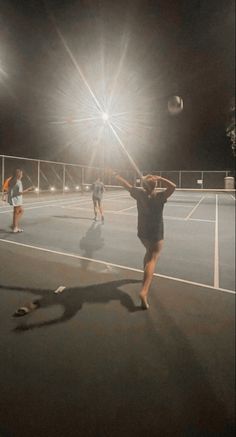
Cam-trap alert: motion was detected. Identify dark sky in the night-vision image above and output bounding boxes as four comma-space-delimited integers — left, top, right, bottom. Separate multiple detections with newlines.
0, 0, 235, 171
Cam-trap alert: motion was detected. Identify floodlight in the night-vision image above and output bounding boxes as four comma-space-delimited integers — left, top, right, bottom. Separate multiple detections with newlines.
102, 112, 109, 122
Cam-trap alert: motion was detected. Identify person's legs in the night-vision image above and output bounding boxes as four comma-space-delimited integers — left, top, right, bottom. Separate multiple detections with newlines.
13, 206, 24, 231
93, 199, 98, 220
139, 239, 163, 308
12, 207, 17, 229
98, 199, 104, 222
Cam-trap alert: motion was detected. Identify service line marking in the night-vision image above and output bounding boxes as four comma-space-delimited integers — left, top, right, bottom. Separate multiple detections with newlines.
60, 205, 214, 223
185, 195, 206, 220
0, 238, 234, 295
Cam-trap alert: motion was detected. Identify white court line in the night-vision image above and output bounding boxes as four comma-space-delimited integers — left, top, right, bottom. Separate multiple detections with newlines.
184, 195, 206, 220
0, 238, 234, 295
0, 197, 91, 214
0, 191, 129, 211
230, 194, 236, 201
0, 196, 83, 210
61, 205, 215, 223
214, 194, 219, 288
166, 204, 194, 208
0, 193, 130, 215
115, 205, 137, 213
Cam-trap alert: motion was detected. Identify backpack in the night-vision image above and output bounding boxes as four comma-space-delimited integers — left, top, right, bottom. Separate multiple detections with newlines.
3, 176, 13, 192
2, 176, 13, 201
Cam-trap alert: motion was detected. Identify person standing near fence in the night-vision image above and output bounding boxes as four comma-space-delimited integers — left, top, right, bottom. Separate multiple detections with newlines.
8, 169, 33, 233
111, 171, 176, 309
92, 177, 105, 223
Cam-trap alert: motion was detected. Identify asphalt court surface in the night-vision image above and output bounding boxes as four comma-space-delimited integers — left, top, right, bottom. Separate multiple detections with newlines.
0, 242, 235, 437
0, 190, 235, 436
0, 189, 235, 291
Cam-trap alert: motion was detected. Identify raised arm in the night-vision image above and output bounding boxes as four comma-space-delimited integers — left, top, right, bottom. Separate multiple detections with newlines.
112, 172, 133, 191
154, 176, 176, 200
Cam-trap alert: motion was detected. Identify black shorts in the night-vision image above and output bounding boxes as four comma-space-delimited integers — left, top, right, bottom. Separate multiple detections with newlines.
93, 196, 102, 205
138, 224, 164, 243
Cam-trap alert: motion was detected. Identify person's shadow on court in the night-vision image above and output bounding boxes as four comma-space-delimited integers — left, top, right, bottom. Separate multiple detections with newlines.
79, 222, 104, 268
0, 279, 142, 333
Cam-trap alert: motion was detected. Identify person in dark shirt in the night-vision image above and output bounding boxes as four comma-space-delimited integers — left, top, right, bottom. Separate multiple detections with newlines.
92, 178, 105, 223
112, 171, 176, 309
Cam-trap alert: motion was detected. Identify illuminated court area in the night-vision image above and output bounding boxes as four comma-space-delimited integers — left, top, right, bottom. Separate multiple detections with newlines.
0, 189, 235, 436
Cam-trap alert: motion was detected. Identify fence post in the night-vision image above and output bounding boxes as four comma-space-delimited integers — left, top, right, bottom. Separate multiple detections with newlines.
37, 160, 40, 194
82, 167, 84, 186
63, 164, 66, 193
179, 171, 182, 188
1, 156, 5, 189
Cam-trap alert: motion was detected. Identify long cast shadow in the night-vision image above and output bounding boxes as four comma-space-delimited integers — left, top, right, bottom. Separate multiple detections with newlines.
0, 279, 142, 332
79, 222, 104, 268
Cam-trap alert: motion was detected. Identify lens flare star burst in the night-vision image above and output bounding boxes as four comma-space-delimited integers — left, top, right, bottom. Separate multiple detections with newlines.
45, 15, 164, 170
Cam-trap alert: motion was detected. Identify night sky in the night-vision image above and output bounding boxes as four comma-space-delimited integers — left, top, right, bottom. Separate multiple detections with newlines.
0, 0, 235, 171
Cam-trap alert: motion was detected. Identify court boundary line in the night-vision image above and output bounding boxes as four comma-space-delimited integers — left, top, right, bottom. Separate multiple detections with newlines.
0, 193, 130, 215
0, 191, 129, 211
185, 195, 206, 220
0, 238, 234, 295
60, 205, 215, 223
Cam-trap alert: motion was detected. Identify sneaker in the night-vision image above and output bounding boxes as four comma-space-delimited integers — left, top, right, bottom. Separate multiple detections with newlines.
101, 216, 104, 224
12, 227, 23, 233
13, 306, 30, 317
93, 216, 97, 221
140, 296, 149, 310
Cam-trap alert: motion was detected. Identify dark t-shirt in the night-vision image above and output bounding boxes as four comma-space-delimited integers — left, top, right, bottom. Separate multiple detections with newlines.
130, 187, 166, 241
92, 181, 104, 200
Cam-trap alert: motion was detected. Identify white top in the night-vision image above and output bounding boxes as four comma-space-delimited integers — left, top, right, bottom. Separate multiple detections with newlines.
8, 180, 23, 206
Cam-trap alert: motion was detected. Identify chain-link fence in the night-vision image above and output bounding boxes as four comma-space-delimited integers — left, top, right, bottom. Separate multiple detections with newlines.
0, 154, 234, 193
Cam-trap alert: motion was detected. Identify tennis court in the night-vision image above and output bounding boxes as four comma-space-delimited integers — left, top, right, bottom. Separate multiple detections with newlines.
0, 187, 235, 436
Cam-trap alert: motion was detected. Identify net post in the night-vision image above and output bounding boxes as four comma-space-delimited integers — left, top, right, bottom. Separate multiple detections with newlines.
201, 171, 204, 189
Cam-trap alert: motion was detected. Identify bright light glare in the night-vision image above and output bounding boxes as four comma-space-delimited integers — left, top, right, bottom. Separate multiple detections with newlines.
102, 112, 109, 122
35, 187, 39, 192
49, 25, 157, 173
75, 185, 80, 190
64, 186, 69, 191
50, 186, 55, 192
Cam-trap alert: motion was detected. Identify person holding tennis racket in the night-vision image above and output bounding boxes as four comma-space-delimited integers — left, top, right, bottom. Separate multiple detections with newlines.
8, 169, 34, 233
111, 171, 176, 309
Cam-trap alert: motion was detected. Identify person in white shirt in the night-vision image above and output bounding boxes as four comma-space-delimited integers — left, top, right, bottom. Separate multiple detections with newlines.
8, 169, 33, 233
